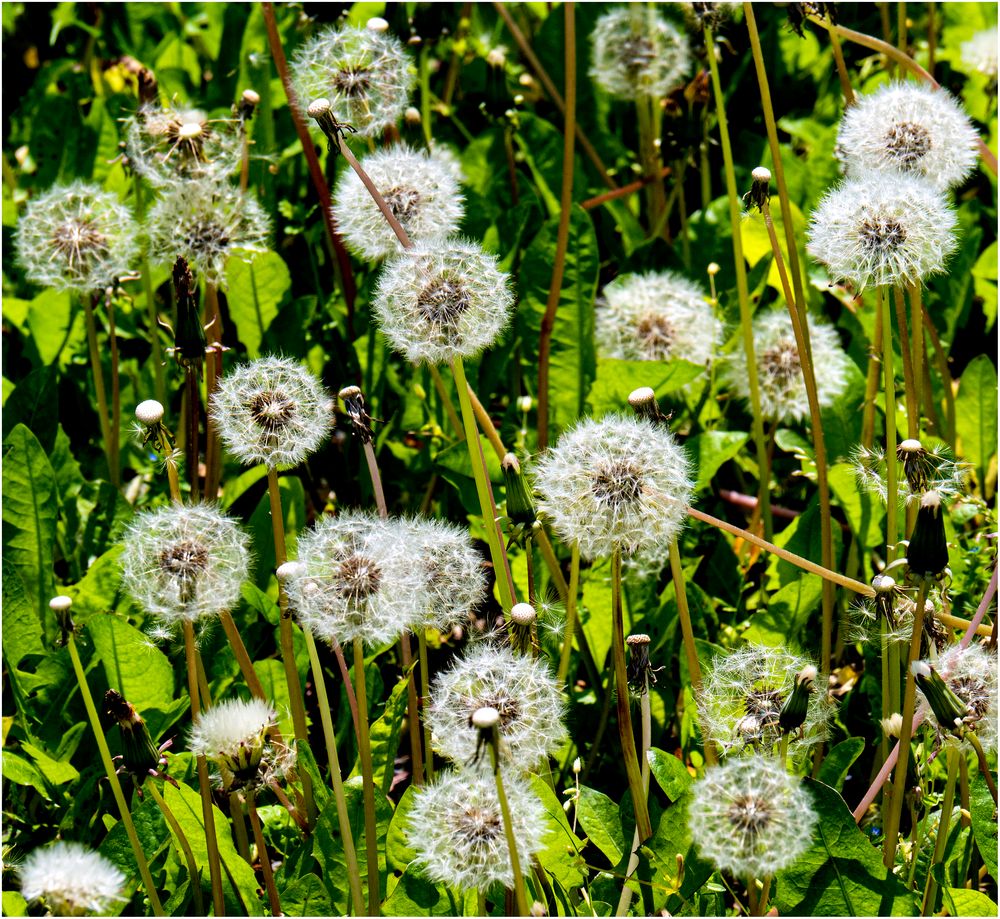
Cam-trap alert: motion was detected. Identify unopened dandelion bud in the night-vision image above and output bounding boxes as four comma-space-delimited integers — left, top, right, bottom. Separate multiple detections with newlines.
237, 88, 260, 122
779, 665, 817, 733
881, 713, 903, 738
572, 757, 582, 775
502, 453, 536, 527
471, 706, 500, 730
897, 439, 931, 493
49, 594, 74, 639
626, 633, 656, 693
707, 262, 721, 276
747, 166, 771, 212
189, 698, 282, 790
21, 842, 126, 916
487, 47, 507, 68
103, 690, 162, 781
906, 490, 948, 578
912, 660, 969, 735
307, 97, 341, 148
517, 395, 533, 413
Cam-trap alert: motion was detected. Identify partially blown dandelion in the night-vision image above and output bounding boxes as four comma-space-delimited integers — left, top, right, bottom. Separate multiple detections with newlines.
918, 643, 998, 754
373, 238, 513, 365
14, 182, 139, 294
961, 30, 999, 80
120, 504, 251, 625
209, 356, 334, 469
406, 766, 548, 892
427, 643, 566, 771
688, 756, 816, 878
807, 171, 957, 290
19, 842, 126, 916
333, 146, 464, 260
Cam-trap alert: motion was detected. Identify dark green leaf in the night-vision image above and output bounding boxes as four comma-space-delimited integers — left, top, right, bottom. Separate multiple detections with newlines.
226, 249, 291, 357
577, 785, 625, 865
817, 738, 866, 792
969, 770, 998, 882
647, 747, 693, 802
956, 354, 998, 481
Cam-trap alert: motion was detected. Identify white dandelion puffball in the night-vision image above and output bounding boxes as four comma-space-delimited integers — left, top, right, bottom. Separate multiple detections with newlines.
291, 25, 414, 138
698, 645, 832, 758
373, 238, 514, 365
125, 103, 241, 187
836, 82, 979, 191
533, 414, 694, 561
407, 766, 548, 892
145, 179, 270, 284
427, 643, 567, 771
210, 356, 334, 470
398, 517, 488, 632
14, 182, 139, 294
189, 698, 289, 789
595, 270, 722, 366
920, 643, 998, 753
807, 171, 957, 290
286, 511, 424, 648
333, 145, 464, 260
961, 30, 998, 80
590, 7, 691, 100
688, 756, 816, 878
723, 309, 851, 424
120, 504, 251, 624
20, 842, 126, 916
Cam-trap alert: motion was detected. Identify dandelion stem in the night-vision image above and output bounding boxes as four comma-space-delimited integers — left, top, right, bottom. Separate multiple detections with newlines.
399, 631, 425, 785
427, 364, 465, 443
968, 732, 998, 805
880, 288, 899, 564
332, 635, 361, 742
337, 138, 413, 248
611, 548, 653, 841
921, 745, 958, 915
184, 365, 201, 502
758, 877, 772, 917
203, 292, 224, 501
83, 293, 117, 486
106, 292, 122, 488
909, 284, 925, 437
268, 779, 308, 834
418, 630, 435, 783
246, 789, 283, 916
705, 24, 772, 542
468, 386, 505, 462
66, 635, 165, 916
182, 621, 225, 917
862, 303, 884, 451
219, 610, 268, 703
537, 0, 577, 452
267, 467, 315, 827
882, 578, 929, 867
230, 792, 251, 862
556, 541, 581, 687
828, 27, 856, 106
133, 177, 167, 406
147, 780, 204, 914
892, 286, 919, 440
487, 726, 530, 916
353, 637, 382, 916
921, 302, 956, 446
581, 166, 672, 211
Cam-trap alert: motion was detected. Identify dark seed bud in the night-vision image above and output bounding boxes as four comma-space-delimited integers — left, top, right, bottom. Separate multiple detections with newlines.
502, 453, 537, 526
779, 665, 817, 733
911, 661, 969, 736
906, 490, 948, 578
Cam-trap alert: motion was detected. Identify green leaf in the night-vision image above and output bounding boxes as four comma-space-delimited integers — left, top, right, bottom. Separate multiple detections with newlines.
529, 773, 587, 890
956, 354, 998, 482
226, 249, 292, 357
647, 747, 693, 801
743, 575, 823, 647
253, 658, 294, 739
26, 288, 75, 367
588, 357, 705, 419
942, 887, 999, 916
279, 874, 333, 917
969, 770, 998, 882
828, 462, 884, 581
1, 750, 52, 798
817, 738, 865, 792
382, 866, 454, 917
576, 785, 625, 865
2, 891, 28, 917
2, 562, 44, 667
369, 672, 411, 798
1, 365, 58, 451
2, 424, 57, 631
21, 741, 79, 786
775, 779, 916, 916
687, 431, 750, 493
386, 785, 418, 874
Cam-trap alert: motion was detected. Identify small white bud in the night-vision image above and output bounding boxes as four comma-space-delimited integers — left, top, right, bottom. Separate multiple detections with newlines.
471, 706, 500, 730
404, 106, 421, 125
49, 595, 73, 613
752, 166, 771, 184
510, 602, 536, 626
276, 561, 304, 583
881, 713, 904, 738
135, 399, 164, 426
517, 395, 533, 413
628, 386, 656, 408
707, 262, 721, 276
898, 438, 923, 454
366, 16, 389, 32
307, 98, 332, 119
572, 756, 582, 774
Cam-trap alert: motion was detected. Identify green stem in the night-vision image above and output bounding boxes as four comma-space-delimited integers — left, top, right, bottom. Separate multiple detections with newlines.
921, 745, 958, 915
246, 789, 283, 916
881, 289, 899, 563
82, 293, 117, 486
133, 176, 167, 406
304, 631, 365, 914
967, 732, 999, 805
107, 293, 121, 488
893, 286, 919, 440
910, 284, 924, 437
230, 791, 251, 863
219, 610, 268, 703
67, 636, 165, 916
400, 631, 425, 786
427, 364, 465, 443
488, 730, 530, 916
705, 24, 772, 541
862, 303, 884, 451
615, 669, 651, 916
556, 541, 581, 687
146, 781, 204, 914
354, 638, 382, 916
611, 548, 652, 841
418, 631, 435, 783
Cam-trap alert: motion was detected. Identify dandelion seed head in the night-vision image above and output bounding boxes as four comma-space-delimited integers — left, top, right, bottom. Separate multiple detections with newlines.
407, 766, 548, 891
920, 643, 998, 753
961, 30, 998, 79
807, 171, 957, 290
333, 146, 464, 260
373, 238, 513, 365
14, 182, 139, 294
210, 356, 334, 470
120, 504, 250, 625
836, 82, 980, 190
688, 756, 816, 878
291, 25, 415, 138
19, 842, 126, 916
851, 442, 967, 508
590, 7, 691, 100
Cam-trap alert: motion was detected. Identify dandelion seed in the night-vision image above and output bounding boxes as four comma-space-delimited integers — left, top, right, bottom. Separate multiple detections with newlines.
807, 171, 957, 290
723, 309, 850, 423
209, 355, 334, 470
961, 30, 998, 80
333, 146, 464, 260
373, 238, 513, 365
836, 82, 979, 190
14, 182, 139, 294
689, 756, 816, 878
407, 766, 548, 892
917, 644, 998, 753
595, 271, 722, 367
119, 504, 251, 625
20, 842, 126, 916
851, 441, 967, 508
590, 7, 691, 100
533, 414, 693, 561
427, 643, 566, 771
291, 25, 415, 139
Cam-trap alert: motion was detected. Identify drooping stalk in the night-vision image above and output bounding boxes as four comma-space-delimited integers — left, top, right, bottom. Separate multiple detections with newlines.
203, 286, 224, 502
82, 293, 117, 485
246, 789, 283, 916
353, 637, 382, 916
146, 779, 204, 915
967, 732, 999, 805
705, 24, 772, 540
67, 634, 165, 916
486, 724, 530, 917
556, 541, 581, 687
921, 745, 958, 915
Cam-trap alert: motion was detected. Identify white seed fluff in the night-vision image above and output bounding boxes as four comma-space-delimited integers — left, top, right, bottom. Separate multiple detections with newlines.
836, 82, 980, 191
921, 643, 998, 753
20, 842, 126, 916
210, 355, 334, 470
689, 756, 816, 879
428, 643, 567, 771
961, 30, 999, 80
120, 504, 251, 625
590, 7, 691, 100
14, 182, 139, 294
723, 309, 851, 423
532, 414, 693, 561
407, 766, 548, 892
595, 270, 722, 366
188, 697, 287, 788
333, 145, 464, 260
807, 170, 957, 290
291, 25, 415, 139
373, 238, 514, 365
